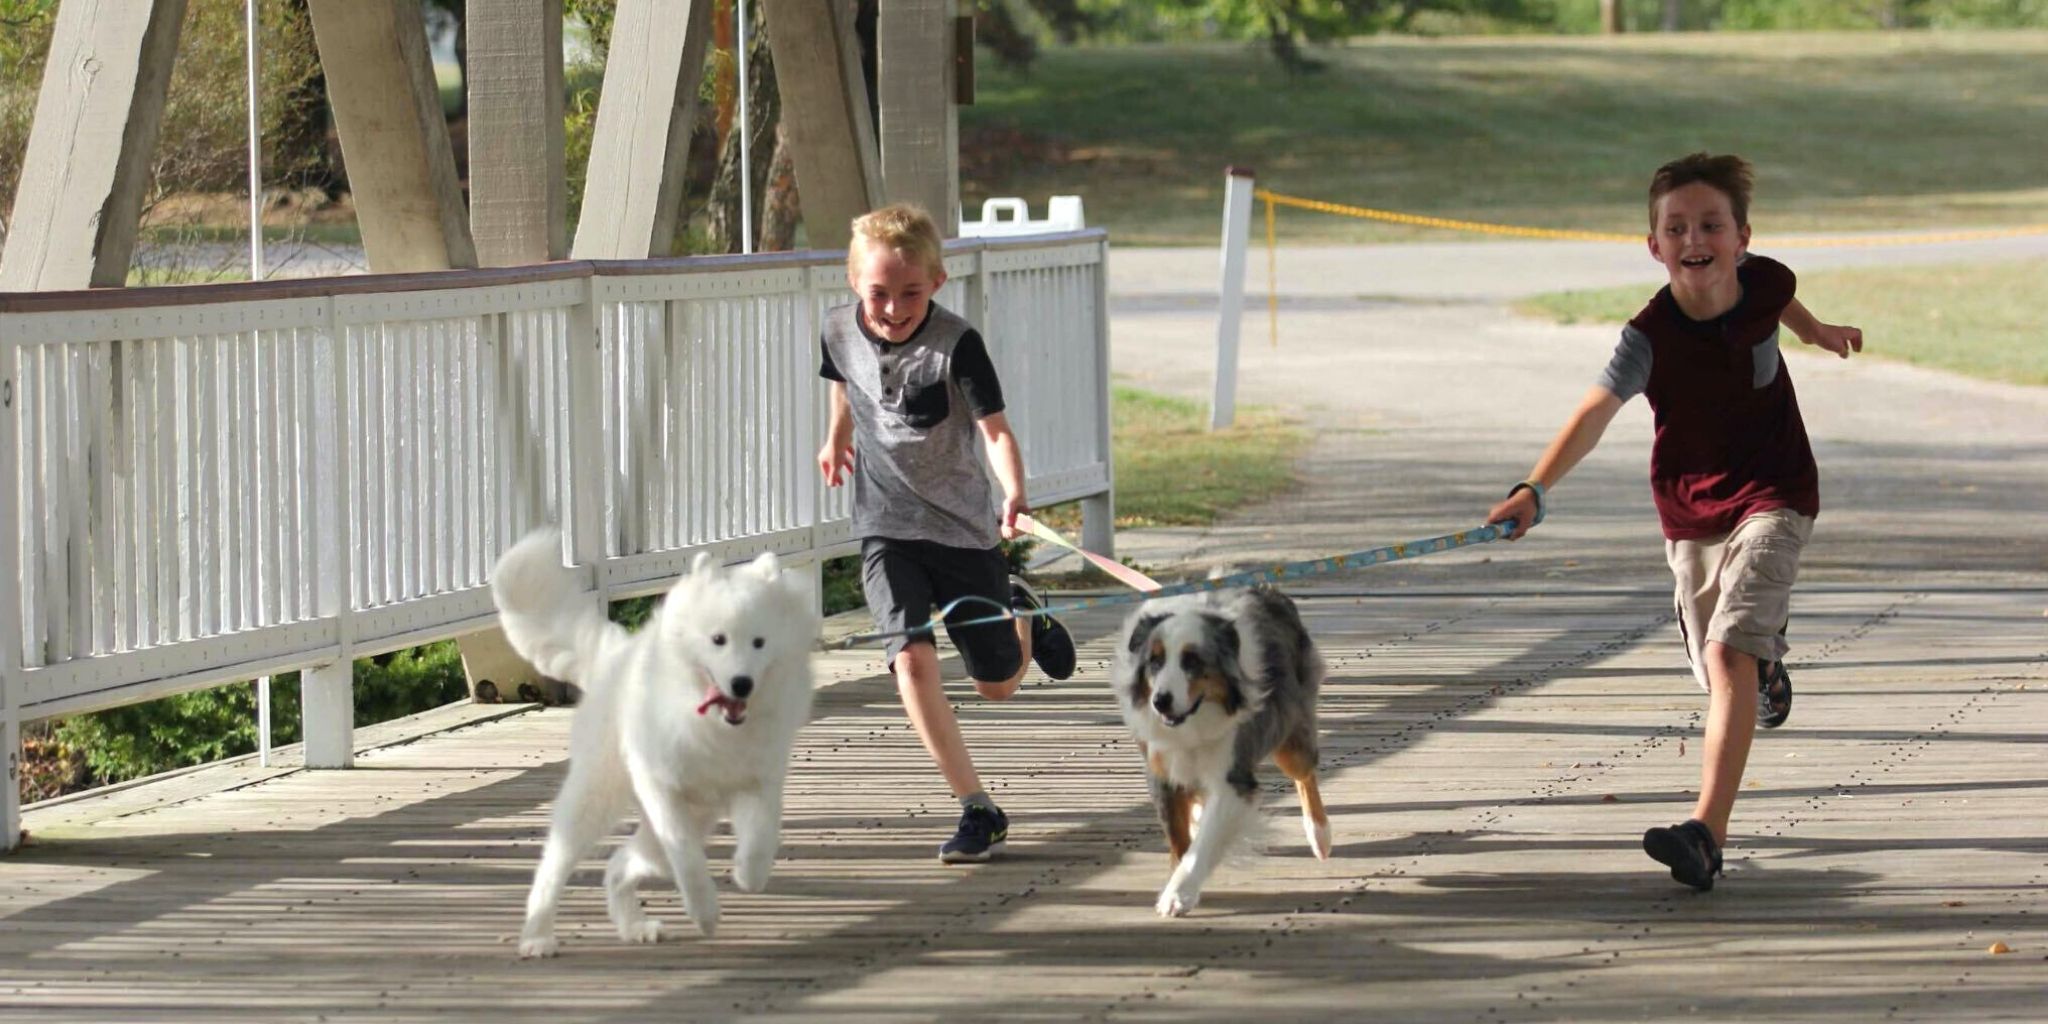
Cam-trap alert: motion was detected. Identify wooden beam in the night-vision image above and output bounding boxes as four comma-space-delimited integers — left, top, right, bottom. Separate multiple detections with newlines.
762, 0, 881, 252
467, 0, 567, 266
569, 0, 714, 260
878, 0, 958, 236
0, 0, 188, 290
306, 0, 476, 273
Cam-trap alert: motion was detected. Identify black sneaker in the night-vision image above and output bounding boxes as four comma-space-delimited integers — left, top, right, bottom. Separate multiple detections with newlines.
1010, 576, 1076, 681
1642, 819, 1724, 891
1757, 658, 1793, 729
939, 803, 1009, 864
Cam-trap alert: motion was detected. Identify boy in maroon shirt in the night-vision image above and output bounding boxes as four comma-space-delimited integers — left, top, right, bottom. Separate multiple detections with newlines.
1488, 153, 1863, 891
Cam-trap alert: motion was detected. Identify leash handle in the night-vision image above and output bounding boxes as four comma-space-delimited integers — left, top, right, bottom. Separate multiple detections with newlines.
1015, 512, 1163, 592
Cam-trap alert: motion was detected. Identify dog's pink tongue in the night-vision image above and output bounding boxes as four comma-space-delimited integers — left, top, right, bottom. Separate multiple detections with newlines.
696, 691, 748, 722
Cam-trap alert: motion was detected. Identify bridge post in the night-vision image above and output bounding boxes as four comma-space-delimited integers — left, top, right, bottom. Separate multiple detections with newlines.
3, 353, 22, 849
878, 0, 961, 236
467, 0, 568, 266
304, 0, 476, 271
569, 0, 714, 258
0, 0, 187, 290
761, 0, 882, 251
1084, 234, 1116, 558
301, 661, 355, 769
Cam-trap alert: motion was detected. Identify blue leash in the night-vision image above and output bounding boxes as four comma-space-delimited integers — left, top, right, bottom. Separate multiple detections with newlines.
824, 517, 1522, 651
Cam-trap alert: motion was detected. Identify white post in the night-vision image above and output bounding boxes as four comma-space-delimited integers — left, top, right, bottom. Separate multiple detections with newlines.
257, 676, 272, 767
737, 0, 752, 254
301, 661, 354, 768
305, 294, 354, 769
245, 0, 265, 280
1210, 166, 1254, 431
1082, 235, 1115, 557
564, 274, 606, 588
1, 688, 17, 852
2, 355, 23, 850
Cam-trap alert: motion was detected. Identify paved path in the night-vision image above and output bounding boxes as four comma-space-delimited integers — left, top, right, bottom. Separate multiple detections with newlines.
4, 240, 2045, 1022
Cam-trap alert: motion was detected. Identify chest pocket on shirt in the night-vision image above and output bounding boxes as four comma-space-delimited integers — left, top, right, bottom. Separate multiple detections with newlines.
894, 373, 951, 429
1750, 328, 1783, 389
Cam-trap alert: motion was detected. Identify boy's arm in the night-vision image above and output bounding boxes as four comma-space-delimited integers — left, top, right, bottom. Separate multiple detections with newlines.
1780, 297, 1863, 359
975, 411, 1029, 540
1486, 385, 1625, 540
817, 382, 855, 486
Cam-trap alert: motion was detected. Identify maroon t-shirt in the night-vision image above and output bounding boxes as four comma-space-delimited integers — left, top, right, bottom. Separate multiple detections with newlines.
1599, 255, 1819, 541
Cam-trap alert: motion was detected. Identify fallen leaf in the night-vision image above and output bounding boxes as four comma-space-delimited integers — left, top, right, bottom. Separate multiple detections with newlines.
1746, 780, 1761, 788
1600, 794, 1618, 803
1989, 942, 2012, 955
1943, 901, 1966, 908
1679, 739, 1686, 757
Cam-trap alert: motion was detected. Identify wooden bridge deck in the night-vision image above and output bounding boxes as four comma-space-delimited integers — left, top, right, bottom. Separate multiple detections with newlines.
6, 582, 2044, 1022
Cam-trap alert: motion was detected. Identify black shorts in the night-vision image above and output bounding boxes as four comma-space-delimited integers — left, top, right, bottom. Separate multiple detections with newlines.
861, 537, 1021, 682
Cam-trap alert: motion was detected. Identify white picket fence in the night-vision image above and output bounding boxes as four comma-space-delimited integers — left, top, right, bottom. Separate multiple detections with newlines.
0, 231, 1114, 848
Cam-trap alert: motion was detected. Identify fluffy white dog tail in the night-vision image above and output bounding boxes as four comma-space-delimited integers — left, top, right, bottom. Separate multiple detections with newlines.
491, 529, 618, 685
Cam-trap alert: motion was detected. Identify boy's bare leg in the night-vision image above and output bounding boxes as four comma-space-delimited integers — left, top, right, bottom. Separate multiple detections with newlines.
1691, 640, 1761, 842
896, 643, 984, 797
973, 619, 1032, 701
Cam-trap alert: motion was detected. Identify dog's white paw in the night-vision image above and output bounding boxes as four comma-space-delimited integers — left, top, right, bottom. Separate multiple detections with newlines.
733, 854, 774, 894
617, 918, 663, 944
518, 935, 560, 959
685, 895, 721, 937
1155, 883, 1200, 918
1306, 818, 1332, 862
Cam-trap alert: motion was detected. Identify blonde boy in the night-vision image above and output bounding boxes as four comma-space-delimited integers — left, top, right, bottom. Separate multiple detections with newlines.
1488, 154, 1863, 890
818, 203, 1076, 863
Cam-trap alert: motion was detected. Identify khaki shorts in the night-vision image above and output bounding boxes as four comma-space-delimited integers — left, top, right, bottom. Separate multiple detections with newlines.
1666, 508, 1813, 690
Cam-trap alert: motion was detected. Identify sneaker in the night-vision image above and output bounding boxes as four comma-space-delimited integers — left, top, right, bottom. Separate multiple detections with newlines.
1010, 576, 1076, 681
1757, 658, 1793, 729
1642, 819, 1724, 891
939, 803, 1009, 864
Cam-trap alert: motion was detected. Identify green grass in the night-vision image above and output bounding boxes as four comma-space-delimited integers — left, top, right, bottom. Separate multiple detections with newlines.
1516, 258, 2048, 387
964, 32, 2048, 245
1040, 384, 1307, 531
437, 61, 463, 116
141, 222, 364, 247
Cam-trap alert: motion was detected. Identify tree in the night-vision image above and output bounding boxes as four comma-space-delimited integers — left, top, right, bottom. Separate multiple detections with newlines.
703, 0, 779, 252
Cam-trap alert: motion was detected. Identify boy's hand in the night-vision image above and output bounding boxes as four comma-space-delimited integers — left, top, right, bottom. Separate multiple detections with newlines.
999, 495, 1029, 541
817, 442, 854, 487
1487, 488, 1540, 541
1805, 322, 1864, 359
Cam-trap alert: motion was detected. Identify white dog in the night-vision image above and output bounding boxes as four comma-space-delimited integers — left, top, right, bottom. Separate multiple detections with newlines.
492, 529, 819, 957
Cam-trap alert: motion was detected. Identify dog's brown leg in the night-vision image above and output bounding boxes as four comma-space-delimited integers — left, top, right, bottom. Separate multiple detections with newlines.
1149, 753, 1195, 865
1274, 737, 1331, 861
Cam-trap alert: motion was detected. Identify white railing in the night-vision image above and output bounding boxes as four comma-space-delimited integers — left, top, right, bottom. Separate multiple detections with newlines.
0, 231, 1114, 848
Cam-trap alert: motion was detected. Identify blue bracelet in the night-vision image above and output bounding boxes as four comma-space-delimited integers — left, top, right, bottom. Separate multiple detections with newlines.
1507, 480, 1547, 526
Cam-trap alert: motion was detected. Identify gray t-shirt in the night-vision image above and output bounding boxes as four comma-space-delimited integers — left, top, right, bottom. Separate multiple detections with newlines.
820, 302, 1007, 549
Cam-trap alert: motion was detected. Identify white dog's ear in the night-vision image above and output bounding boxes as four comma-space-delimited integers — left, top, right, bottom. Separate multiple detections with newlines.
749, 550, 782, 579
691, 551, 717, 577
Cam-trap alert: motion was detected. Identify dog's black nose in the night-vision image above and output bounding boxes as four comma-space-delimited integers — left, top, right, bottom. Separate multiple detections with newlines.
730, 676, 754, 699
1152, 692, 1175, 716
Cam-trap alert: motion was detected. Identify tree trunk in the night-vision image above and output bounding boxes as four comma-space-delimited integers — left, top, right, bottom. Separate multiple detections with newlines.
758, 120, 798, 251
1600, 0, 1624, 33
1660, 0, 1682, 31
704, 0, 777, 253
